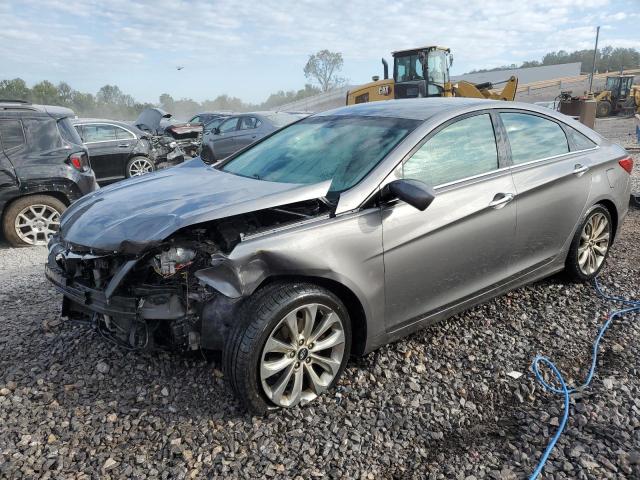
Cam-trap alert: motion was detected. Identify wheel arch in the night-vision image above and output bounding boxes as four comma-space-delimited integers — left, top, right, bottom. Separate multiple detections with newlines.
258, 274, 368, 356
595, 199, 618, 242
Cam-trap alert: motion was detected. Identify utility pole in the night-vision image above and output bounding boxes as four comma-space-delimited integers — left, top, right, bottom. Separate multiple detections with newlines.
589, 26, 600, 94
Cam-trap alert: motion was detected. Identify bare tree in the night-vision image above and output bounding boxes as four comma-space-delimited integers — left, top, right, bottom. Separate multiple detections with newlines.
304, 50, 345, 92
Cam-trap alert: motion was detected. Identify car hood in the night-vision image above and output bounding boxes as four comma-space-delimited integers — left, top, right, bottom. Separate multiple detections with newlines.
59, 159, 331, 253
134, 107, 171, 134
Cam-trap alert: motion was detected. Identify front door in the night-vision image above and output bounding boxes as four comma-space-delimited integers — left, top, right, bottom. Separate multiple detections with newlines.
497, 111, 592, 273
382, 112, 517, 331
212, 117, 240, 158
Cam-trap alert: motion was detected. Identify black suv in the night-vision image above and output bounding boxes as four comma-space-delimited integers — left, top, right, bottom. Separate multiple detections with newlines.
0, 100, 98, 247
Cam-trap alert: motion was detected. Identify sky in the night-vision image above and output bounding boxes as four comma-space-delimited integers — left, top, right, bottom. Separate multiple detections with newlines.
0, 0, 638, 105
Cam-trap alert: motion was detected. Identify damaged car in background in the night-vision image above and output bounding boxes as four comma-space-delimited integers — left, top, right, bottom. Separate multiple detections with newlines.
45, 99, 632, 413
133, 107, 203, 162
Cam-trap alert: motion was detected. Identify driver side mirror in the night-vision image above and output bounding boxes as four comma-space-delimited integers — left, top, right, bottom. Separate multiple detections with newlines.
384, 179, 436, 211
212, 127, 221, 135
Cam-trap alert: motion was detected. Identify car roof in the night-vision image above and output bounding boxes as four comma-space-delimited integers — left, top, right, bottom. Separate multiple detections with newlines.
0, 100, 75, 118
318, 98, 500, 121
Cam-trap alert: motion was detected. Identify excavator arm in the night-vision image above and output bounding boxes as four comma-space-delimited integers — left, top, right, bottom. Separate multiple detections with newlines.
454, 76, 518, 101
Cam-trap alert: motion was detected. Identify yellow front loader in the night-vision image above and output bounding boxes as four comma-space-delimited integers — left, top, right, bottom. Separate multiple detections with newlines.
346, 46, 518, 105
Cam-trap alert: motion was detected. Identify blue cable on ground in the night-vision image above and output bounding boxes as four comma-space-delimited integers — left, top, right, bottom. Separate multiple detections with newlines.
529, 277, 640, 480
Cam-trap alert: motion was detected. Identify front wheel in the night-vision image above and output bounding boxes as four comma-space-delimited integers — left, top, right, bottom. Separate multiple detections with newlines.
596, 100, 612, 118
126, 156, 155, 178
223, 283, 351, 414
565, 205, 612, 282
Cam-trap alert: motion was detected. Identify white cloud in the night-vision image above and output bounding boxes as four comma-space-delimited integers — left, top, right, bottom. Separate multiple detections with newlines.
0, 0, 635, 102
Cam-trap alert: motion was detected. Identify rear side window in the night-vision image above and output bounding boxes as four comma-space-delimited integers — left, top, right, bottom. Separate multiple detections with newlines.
0, 120, 26, 150
83, 124, 117, 142
403, 114, 499, 186
57, 117, 83, 145
115, 126, 135, 140
501, 113, 569, 164
566, 127, 596, 151
22, 118, 63, 152
239, 117, 259, 130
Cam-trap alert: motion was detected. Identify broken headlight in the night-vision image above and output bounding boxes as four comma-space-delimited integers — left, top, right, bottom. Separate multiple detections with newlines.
153, 247, 196, 276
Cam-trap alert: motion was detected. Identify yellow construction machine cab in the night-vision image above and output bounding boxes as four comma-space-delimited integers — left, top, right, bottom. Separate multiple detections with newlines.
346, 46, 453, 104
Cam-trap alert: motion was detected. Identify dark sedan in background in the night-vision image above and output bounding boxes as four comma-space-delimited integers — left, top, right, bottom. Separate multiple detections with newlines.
199, 111, 298, 162
72, 119, 157, 183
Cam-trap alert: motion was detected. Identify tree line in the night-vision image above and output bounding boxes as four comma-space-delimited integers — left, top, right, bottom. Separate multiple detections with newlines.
469, 45, 640, 74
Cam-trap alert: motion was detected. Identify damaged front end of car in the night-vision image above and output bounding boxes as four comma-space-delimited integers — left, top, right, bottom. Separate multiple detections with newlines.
45, 197, 334, 352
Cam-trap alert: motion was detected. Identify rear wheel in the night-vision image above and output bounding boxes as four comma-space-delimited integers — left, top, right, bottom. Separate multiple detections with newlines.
223, 282, 351, 414
126, 156, 155, 178
596, 100, 612, 118
2, 195, 65, 247
565, 205, 612, 282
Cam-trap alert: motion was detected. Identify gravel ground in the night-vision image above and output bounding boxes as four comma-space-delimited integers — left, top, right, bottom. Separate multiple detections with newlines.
1, 147, 639, 479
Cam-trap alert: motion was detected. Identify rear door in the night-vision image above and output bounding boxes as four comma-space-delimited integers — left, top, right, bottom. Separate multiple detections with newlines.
212, 117, 240, 158
0, 119, 23, 205
498, 111, 592, 273
81, 124, 128, 182
382, 112, 517, 331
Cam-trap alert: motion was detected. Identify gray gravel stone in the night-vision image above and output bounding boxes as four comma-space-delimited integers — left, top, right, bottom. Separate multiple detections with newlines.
0, 124, 638, 479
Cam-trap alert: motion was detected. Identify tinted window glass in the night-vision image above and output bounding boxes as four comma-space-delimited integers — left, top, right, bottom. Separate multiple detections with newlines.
115, 126, 135, 140
222, 115, 419, 193
23, 119, 62, 152
83, 124, 117, 142
501, 113, 569, 164
58, 118, 83, 144
219, 118, 238, 133
566, 127, 596, 151
403, 114, 498, 186
0, 120, 26, 150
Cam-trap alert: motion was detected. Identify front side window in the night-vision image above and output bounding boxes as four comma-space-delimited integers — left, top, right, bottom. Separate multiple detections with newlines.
115, 126, 135, 140
395, 54, 423, 82
0, 120, 26, 150
501, 113, 569, 164
219, 118, 239, 134
221, 115, 420, 193
403, 114, 498, 187
82, 124, 117, 142
427, 50, 448, 85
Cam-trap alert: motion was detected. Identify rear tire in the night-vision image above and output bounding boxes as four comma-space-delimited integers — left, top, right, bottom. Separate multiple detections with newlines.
126, 156, 155, 178
223, 282, 351, 414
2, 195, 66, 247
564, 205, 612, 282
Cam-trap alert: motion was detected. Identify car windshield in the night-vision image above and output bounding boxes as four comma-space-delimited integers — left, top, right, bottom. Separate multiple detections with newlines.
221, 115, 420, 193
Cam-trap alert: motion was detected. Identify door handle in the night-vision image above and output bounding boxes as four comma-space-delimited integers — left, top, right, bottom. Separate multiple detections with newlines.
117, 143, 130, 148
573, 164, 590, 176
489, 193, 515, 209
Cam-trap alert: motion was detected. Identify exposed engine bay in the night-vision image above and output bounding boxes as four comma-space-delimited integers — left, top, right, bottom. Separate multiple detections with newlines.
46, 199, 332, 351
135, 107, 202, 161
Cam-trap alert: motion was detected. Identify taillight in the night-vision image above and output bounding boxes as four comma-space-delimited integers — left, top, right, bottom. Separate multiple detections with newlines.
68, 152, 89, 172
618, 156, 634, 174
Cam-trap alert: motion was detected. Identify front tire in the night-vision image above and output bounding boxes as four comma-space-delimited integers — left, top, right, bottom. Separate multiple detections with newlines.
126, 156, 155, 178
596, 100, 612, 118
223, 282, 351, 414
2, 195, 66, 247
565, 205, 612, 282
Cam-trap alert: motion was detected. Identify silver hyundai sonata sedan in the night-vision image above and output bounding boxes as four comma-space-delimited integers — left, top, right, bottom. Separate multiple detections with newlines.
45, 98, 633, 413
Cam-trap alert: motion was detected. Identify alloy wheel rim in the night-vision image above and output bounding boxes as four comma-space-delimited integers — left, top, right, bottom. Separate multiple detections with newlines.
578, 212, 610, 276
14, 204, 61, 246
129, 158, 153, 176
260, 303, 345, 408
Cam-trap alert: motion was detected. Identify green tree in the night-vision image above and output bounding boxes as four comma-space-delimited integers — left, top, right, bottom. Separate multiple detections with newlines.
31, 80, 59, 104
304, 50, 345, 92
0, 78, 31, 101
